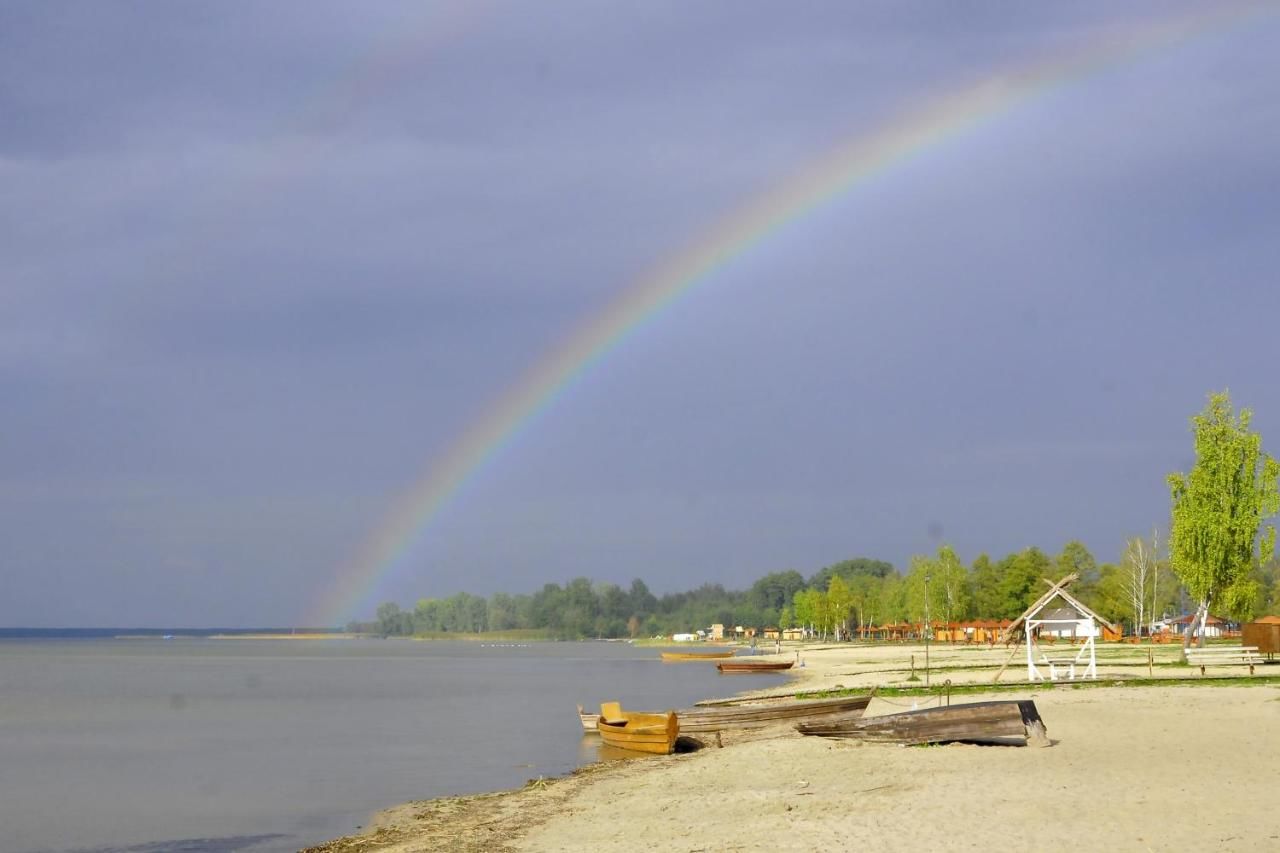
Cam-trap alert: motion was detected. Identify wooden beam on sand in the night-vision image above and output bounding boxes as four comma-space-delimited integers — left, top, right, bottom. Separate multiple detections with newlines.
992, 635, 1024, 683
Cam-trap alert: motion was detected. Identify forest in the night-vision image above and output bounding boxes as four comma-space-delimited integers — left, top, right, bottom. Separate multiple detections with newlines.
362, 544, 1280, 640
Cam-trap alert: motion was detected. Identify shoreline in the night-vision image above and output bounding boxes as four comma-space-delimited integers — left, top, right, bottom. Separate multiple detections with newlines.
307, 643, 1280, 851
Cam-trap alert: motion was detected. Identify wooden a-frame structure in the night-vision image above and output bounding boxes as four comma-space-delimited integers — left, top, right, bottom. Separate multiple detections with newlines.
995, 574, 1119, 683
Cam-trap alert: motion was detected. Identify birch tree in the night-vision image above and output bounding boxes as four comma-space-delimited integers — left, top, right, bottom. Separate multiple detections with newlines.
1122, 531, 1156, 637
826, 576, 853, 641
1168, 391, 1280, 653
934, 545, 970, 629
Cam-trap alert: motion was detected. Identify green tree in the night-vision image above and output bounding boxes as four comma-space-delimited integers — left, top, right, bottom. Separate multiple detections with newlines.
792, 587, 830, 638
1168, 391, 1280, 649
487, 593, 517, 631
376, 601, 411, 636
1056, 541, 1099, 605
903, 555, 939, 626
995, 547, 1051, 619
808, 557, 894, 590
748, 570, 807, 620
875, 573, 906, 625
826, 576, 854, 640
627, 578, 657, 623
1092, 562, 1130, 627
933, 545, 970, 627
969, 553, 1002, 618
847, 574, 881, 638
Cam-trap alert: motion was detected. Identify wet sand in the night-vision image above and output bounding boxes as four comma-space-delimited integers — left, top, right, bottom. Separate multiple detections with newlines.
308, 644, 1280, 852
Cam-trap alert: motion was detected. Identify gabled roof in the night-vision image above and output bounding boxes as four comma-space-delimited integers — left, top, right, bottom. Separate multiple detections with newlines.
1005, 574, 1118, 638
1037, 606, 1089, 623
1170, 614, 1228, 625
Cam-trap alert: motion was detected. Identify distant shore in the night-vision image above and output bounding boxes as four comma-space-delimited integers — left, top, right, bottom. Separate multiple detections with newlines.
207, 632, 361, 640
307, 642, 1280, 852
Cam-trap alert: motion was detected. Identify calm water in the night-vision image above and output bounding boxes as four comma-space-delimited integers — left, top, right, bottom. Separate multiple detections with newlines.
0, 639, 783, 853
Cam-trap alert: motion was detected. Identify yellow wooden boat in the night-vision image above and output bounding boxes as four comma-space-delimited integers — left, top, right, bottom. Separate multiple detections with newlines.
596, 702, 678, 755
660, 650, 735, 662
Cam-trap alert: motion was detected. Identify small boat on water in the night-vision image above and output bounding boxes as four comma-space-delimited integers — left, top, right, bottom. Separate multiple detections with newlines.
577, 704, 599, 731
716, 660, 794, 674
578, 693, 872, 735
661, 650, 736, 662
796, 699, 1049, 747
595, 702, 679, 754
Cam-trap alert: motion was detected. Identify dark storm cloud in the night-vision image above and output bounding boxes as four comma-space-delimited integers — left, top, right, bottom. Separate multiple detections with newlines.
2, 1, 1278, 625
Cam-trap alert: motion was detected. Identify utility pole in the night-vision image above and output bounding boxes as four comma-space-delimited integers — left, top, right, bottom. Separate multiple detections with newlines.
924, 574, 931, 688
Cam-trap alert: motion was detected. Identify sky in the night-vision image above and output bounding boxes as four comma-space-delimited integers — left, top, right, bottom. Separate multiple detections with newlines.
3, 2, 1280, 627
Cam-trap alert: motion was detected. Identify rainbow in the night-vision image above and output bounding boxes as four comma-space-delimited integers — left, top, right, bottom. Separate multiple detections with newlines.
309, 3, 1268, 626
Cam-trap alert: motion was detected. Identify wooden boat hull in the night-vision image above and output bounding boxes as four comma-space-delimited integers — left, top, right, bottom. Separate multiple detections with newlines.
796, 699, 1048, 747
583, 694, 873, 736
596, 703, 678, 755
661, 651, 736, 661
577, 704, 598, 732
675, 694, 872, 733
716, 661, 794, 673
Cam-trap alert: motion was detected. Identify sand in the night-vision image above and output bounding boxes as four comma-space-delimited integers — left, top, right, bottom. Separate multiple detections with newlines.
308, 644, 1280, 853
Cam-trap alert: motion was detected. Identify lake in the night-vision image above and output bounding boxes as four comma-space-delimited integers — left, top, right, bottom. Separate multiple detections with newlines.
0, 638, 784, 852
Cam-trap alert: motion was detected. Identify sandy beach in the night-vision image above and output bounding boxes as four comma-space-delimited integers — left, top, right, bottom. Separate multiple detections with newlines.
308, 644, 1280, 852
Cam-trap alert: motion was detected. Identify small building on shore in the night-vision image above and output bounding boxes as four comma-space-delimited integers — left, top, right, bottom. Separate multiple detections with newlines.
1165, 614, 1237, 638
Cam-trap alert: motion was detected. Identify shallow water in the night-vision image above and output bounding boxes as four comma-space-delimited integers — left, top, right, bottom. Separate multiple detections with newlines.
0, 639, 784, 852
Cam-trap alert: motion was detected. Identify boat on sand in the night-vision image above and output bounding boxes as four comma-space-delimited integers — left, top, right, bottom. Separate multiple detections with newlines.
579, 693, 873, 735
716, 660, 794, 673
796, 699, 1049, 747
678, 693, 871, 732
595, 702, 679, 754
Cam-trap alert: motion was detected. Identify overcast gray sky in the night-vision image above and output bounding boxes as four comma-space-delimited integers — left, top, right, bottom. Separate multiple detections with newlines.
4, 2, 1279, 627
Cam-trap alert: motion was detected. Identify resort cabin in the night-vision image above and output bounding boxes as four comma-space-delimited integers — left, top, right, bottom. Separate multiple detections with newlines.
762, 627, 780, 640
932, 621, 966, 643
709, 623, 725, 641
781, 627, 805, 641
1165, 614, 1238, 639
969, 620, 1005, 644
671, 632, 698, 642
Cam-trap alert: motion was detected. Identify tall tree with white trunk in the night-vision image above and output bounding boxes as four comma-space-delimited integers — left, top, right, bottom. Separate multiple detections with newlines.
1168, 392, 1279, 654
1122, 530, 1158, 637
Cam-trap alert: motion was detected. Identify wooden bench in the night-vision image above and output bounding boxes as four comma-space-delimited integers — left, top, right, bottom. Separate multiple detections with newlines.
1184, 646, 1262, 676
1040, 655, 1078, 680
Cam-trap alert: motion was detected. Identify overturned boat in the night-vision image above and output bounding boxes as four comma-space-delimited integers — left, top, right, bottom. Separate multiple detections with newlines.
796, 699, 1049, 747
716, 660, 794, 674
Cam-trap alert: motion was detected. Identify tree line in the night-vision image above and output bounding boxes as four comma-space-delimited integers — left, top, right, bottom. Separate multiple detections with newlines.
365, 391, 1280, 644
362, 546, 1280, 639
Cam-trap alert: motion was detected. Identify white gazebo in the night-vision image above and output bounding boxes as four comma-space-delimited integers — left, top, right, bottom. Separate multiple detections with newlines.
1004, 574, 1117, 682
